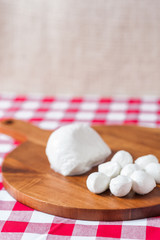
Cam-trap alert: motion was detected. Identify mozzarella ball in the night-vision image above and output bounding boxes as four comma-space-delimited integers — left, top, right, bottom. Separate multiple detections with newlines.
86, 172, 110, 194
120, 163, 141, 177
98, 161, 121, 179
145, 162, 160, 184
111, 150, 133, 168
131, 170, 156, 195
46, 123, 111, 176
135, 154, 158, 169
109, 175, 132, 197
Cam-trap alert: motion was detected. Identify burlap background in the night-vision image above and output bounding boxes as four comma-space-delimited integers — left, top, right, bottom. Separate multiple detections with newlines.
0, 0, 160, 96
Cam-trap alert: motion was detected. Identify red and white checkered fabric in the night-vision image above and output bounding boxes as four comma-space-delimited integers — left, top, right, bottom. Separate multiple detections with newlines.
0, 93, 160, 240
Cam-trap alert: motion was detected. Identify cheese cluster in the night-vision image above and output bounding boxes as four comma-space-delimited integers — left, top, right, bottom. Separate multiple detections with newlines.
86, 150, 159, 197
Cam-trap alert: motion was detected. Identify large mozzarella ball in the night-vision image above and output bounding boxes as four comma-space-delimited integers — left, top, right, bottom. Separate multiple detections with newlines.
135, 154, 158, 169
120, 163, 141, 177
86, 172, 110, 194
98, 161, 121, 179
131, 170, 156, 195
46, 123, 111, 176
145, 162, 160, 184
109, 175, 132, 197
111, 150, 133, 168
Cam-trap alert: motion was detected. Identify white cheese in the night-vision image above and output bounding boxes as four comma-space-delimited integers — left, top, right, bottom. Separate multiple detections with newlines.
46, 123, 111, 176
135, 154, 158, 169
120, 163, 141, 177
98, 161, 121, 179
109, 175, 132, 197
145, 162, 160, 184
131, 170, 156, 195
86, 172, 110, 194
111, 150, 133, 168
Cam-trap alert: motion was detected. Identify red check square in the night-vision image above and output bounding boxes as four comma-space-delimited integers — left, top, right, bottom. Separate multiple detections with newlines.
92, 119, 106, 124
14, 96, 27, 102
60, 118, 74, 123
12, 202, 33, 211
71, 98, 83, 103
97, 225, 122, 238
0, 182, 3, 190
2, 221, 28, 232
49, 223, 74, 236
146, 226, 160, 240
42, 97, 55, 102
99, 98, 112, 103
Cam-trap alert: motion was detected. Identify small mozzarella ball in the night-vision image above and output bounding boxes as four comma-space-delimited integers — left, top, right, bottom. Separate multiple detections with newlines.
86, 172, 110, 194
131, 170, 156, 195
120, 163, 141, 177
98, 161, 121, 179
109, 175, 132, 197
135, 154, 158, 169
111, 150, 133, 168
145, 163, 160, 184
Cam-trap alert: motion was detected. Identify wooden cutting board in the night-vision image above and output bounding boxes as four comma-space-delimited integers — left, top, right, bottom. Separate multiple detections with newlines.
1, 119, 160, 221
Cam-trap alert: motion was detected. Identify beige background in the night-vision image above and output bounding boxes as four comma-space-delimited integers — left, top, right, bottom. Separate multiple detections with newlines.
0, 0, 160, 96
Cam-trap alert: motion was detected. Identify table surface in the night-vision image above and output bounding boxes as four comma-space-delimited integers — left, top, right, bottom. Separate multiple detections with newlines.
0, 93, 160, 240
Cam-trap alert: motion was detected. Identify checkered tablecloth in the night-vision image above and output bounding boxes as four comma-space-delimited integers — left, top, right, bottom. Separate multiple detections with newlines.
0, 93, 160, 240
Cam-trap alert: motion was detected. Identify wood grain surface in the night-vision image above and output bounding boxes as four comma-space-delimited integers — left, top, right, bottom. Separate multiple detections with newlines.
1, 119, 160, 221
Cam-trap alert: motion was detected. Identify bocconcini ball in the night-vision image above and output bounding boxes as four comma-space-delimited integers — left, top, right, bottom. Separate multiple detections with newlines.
109, 175, 132, 197
98, 161, 121, 179
135, 154, 158, 169
145, 162, 160, 184
86, 172, 110, 194
131, 170, 156, 195
111, 150, 133, 168
120, 163, 141, 177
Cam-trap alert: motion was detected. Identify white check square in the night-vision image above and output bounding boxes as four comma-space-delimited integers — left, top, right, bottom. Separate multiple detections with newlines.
0, 134, 13, 141
30, 210, 54, 223
51, 102, 69, 110
21, 233, 47, 240
0, 210, 11, 220
107, 112, 126, 121
70, 237, 96, 240
140, 103, 158, 112
22, 101, 40, 109
123, 218, 147, 226
0, 143, 13, 153
0, 100, 12, 109
14, 110, 34, 119
39, 121, 59, 130
76, 220, 99, 225
76, 112, 95, 120
0, 157, 3, 165
80, 102, 98, 111
0, 190, 15, 201
0, 110, 4, 118
45, 111, 64, 120
138, 113, 157, 122
110, 102, 128, 111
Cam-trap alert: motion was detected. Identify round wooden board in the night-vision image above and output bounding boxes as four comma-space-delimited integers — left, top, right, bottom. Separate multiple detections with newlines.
1, 120, 160, 221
